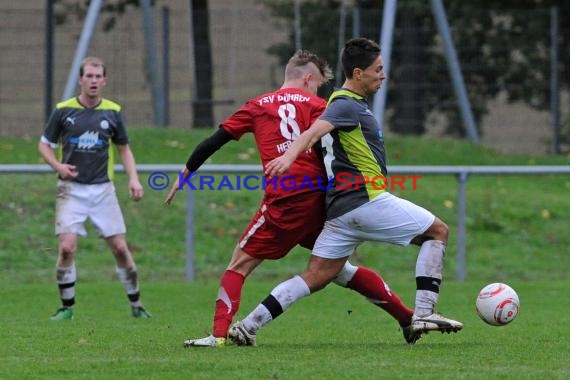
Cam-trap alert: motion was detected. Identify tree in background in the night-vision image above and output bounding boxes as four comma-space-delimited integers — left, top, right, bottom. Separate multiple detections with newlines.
261, 0, 569, 146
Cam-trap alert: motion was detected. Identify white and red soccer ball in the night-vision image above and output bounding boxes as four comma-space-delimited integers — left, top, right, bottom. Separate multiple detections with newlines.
476, 283, 520, 326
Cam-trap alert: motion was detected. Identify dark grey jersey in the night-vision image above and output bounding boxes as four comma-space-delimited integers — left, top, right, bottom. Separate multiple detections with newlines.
319, 89, 388, 220
42, 97, 129, 184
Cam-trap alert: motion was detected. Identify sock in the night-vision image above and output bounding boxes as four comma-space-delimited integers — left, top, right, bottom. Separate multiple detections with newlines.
415, 240, 445, 316
242, 275, 310, 333
345, 266, 414, 326
116, 266, 142, 307
213, 270, 245, 338
56, 263, 76, 308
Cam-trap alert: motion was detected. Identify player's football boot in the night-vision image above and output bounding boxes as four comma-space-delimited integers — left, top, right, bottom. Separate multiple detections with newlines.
183, 335, 226, 348
132, 306, 152, 319
50, 307, 74, 321
228, 321, 257, 346
401, 324, 422, 344
411, 312, 463, 333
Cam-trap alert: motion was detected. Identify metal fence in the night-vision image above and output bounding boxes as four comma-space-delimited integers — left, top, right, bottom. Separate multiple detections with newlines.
3, 163, 570, 282
0, 1, 568, 155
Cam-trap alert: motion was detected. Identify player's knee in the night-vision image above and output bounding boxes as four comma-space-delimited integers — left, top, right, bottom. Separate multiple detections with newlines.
110, 241, 130, 258
304, 268, 340, 292
432, 218, 449, 242
59, 242, 76, 260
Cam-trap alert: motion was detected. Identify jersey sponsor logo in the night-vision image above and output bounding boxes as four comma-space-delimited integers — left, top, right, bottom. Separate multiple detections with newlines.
69, 131, 103, 149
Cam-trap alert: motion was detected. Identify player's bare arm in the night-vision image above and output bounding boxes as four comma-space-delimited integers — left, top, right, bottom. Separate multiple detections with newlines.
38, 141, 78, 180
117, 144, 143, 201
265, 119, 334, 177
164, 167, 190, 205
165, 129, 234, 205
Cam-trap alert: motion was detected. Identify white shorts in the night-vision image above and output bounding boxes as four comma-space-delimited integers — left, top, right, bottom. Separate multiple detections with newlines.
313, 192, 435, 259
55, 180, 126, 238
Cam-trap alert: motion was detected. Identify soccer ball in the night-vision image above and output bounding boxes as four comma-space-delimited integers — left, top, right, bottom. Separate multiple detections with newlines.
475, 283, 520, 326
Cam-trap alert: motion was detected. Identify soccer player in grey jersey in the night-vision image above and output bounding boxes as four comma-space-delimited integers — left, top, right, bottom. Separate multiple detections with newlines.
38, 57, 151, 320
229, 38, 463, 346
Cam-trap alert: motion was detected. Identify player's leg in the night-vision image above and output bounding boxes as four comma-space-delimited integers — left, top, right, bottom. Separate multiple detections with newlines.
333, 261, 419, 343
93, 183, 150, 318
351, 192, 462, 334
105, 233, 151, 318
183, 245, 263, 347
214, 247, 262, 336
334, 261, 413, 324
50, 233, 79, 320
229, 255, 348, 346
410, 217, 462, 333
185, 202, 293, 347
51, 181, 87, 320
300, 209, 418, 342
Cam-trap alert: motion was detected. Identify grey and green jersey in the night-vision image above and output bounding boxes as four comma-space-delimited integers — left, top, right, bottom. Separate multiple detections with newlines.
319, 89, 387, 220
41, 97, 129, 184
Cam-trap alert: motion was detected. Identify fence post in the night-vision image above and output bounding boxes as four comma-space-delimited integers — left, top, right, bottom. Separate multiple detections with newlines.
141, 0, 165, 127
550, 6, 561, 154
456, 171, 468, 282
185, 187, 195, 281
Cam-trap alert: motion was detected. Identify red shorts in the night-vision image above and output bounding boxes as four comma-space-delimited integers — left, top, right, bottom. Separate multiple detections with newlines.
238, 192, 326, 260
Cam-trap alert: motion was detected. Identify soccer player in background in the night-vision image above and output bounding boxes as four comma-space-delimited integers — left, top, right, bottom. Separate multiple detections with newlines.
165, 50, 421, 347
229, 38, 463, 346
38, 56, 151, 320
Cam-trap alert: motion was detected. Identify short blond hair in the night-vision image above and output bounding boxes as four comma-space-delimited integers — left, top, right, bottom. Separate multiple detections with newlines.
80, 56, 106, 77
285, 50, 333, 82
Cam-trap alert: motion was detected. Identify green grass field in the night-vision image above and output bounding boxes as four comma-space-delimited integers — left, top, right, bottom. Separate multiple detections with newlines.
1, 128, 569, 379
1, 281, 569, 379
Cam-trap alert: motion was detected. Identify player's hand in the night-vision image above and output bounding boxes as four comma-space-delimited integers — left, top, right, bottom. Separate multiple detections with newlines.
164, 176, 180, 205
57, 164, 78, 180
265, 155, 294, 178
129, 179, 144, 201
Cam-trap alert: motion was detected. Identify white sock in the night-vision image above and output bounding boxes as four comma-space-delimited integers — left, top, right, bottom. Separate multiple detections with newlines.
242, 275, 310, 333
116, 266, 142, 307
415, 240, 445, 316
332, 261, 358, 287
56, 263, 76, 304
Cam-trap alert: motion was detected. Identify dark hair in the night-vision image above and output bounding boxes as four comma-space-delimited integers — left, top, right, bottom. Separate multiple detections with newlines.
341, 38, 381, 79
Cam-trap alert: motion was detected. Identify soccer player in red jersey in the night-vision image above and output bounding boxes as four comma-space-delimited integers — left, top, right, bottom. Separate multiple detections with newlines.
165, 50, 419, 346
230, 39, 462, 348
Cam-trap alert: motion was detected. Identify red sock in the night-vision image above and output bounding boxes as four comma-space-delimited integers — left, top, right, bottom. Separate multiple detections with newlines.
213, 270, 245, 338
347, 267, 413, 326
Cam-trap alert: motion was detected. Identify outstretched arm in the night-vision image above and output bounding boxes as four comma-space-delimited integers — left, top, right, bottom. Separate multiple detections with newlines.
165, 128, 234, 204
265, 119, 334, 177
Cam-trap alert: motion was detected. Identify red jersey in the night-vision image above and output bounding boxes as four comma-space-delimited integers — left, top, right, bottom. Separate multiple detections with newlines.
221, 87, 327, 204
